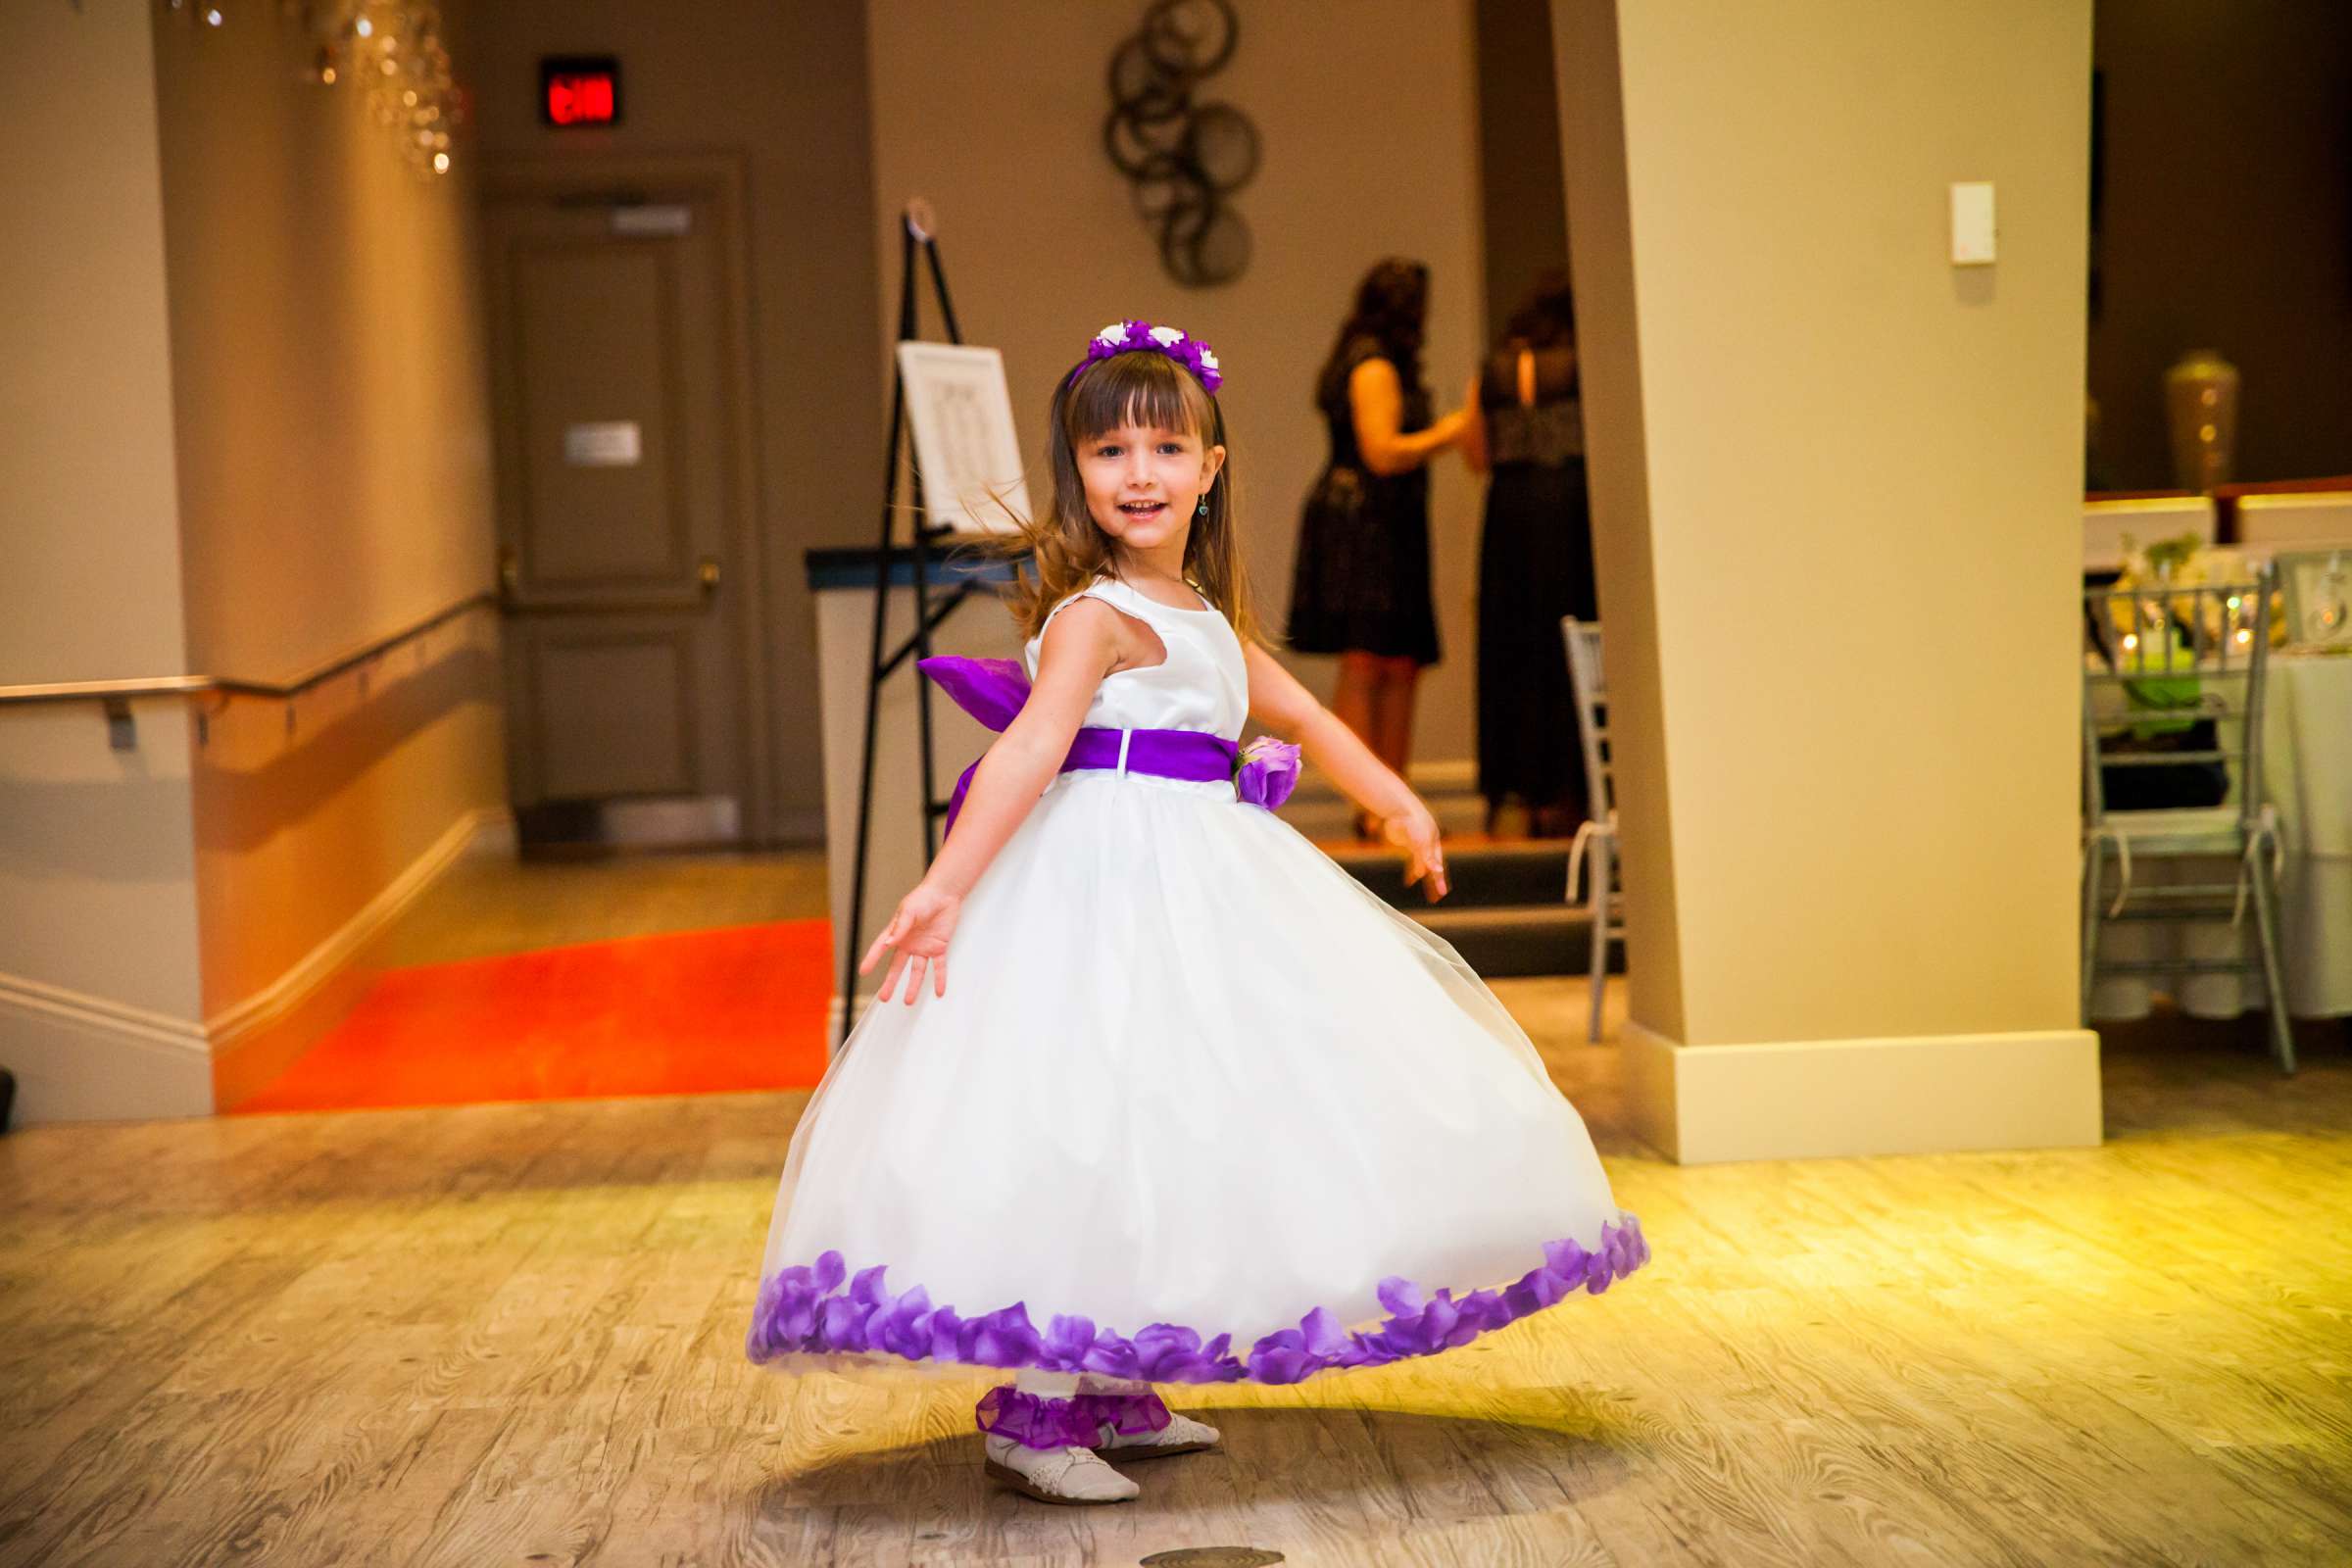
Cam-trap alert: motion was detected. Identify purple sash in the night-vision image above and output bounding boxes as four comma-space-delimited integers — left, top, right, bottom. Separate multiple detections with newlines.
918, 656, 1300, 837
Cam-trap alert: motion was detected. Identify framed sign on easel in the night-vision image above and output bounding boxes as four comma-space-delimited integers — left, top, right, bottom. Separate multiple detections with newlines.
838, 203, 1027, 1047
896, 341, 1030, 536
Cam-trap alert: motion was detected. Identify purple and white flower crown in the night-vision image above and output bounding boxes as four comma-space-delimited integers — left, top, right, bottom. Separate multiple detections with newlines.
1071, 319, 1223, 393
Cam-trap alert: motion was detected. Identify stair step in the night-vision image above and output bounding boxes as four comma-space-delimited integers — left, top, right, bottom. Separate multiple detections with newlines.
1326, 839, 1571, 909
1405, 904, 1625, 979
1277, 792, 1487, 840
1274, 760, 1485, 840
1273, 765, 1618, 981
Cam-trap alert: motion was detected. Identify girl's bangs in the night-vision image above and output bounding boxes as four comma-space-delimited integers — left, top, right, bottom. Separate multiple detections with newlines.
1064, 353, 1213, 442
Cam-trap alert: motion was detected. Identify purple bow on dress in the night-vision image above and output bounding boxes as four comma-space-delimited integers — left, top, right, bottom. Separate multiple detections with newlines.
918, 656, 1301, 836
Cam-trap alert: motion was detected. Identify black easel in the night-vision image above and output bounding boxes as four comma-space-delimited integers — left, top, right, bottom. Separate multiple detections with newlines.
838, 201, 981, 1048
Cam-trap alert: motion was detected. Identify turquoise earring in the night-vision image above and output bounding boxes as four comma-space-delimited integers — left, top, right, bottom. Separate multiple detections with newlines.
1197, 495, 1209, 516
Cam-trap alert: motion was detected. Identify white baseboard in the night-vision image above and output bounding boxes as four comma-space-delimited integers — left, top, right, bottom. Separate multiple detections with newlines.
0, 970, 210, 1056
0, 968, 214, 1123
464, 810, 519, 859
1623, 1019, 2103, 1164
0, 806, 512, 1126
0, 1001, 215, 1124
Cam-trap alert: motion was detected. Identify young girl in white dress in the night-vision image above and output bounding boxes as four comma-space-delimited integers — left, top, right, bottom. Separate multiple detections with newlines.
748, 320, 1646, 1504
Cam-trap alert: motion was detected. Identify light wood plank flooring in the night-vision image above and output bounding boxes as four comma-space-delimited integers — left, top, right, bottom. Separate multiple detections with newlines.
1, 988, 2345, 1567
377, 849, 832, 968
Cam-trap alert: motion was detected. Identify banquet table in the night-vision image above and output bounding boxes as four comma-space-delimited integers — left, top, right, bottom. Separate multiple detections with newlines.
2089, 651, 2352, 1021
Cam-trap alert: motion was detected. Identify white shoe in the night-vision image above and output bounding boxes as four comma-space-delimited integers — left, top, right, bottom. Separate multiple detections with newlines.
1093, 1410, 1221, 1461
982, 1435, 1141, 1504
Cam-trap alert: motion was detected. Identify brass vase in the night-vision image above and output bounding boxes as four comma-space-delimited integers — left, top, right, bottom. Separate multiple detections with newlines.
2164, 349, 2239, 492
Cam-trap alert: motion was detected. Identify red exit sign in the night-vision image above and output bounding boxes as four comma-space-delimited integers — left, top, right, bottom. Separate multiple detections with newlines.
541, 57, 620, 128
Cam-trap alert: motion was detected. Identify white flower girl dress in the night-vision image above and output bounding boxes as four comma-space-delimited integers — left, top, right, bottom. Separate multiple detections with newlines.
748, 573, 1645, 1397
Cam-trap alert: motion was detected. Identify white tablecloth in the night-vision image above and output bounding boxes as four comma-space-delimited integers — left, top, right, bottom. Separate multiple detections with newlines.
2090, 652, 2352, 1020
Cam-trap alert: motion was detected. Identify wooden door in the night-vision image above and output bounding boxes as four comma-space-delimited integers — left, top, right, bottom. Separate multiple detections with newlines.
481, 158, 765, 846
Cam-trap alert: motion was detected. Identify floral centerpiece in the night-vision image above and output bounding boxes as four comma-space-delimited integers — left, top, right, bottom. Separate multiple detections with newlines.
2108, 533, 2285, 652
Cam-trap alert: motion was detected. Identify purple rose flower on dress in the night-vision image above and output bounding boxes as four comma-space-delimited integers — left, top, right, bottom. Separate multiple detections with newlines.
1235, 736, 1302, 808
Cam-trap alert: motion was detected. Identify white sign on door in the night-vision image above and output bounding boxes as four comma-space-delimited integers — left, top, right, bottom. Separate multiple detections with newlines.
564, 420, 643, 466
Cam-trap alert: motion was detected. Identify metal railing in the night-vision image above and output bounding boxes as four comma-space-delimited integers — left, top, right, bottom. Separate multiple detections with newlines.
0, 589, 495, 748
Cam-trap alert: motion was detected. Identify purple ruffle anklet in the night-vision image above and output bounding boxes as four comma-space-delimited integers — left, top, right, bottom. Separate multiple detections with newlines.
974, 1386, 1172, 1450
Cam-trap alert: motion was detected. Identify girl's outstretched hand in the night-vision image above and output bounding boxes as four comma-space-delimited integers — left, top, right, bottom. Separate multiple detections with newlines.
1386, 805, 1449, 903
859, 881, 960, 1004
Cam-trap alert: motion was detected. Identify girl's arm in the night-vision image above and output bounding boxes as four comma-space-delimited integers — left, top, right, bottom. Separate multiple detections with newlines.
1458, 372, 1490, 476
859, 600, 1121, 1001
1242, 640, 1448, 901
1348, 357, 1467, 477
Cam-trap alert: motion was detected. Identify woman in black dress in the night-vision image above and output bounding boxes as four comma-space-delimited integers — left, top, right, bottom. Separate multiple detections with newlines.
1460, 271, 1595, 838
1287, 259, 1467, 836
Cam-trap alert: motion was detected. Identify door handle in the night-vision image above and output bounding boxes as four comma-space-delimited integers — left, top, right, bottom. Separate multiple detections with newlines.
699, 556, 721, 596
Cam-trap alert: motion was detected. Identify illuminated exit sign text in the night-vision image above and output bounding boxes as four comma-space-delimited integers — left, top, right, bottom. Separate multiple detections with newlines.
541, 57, 621, 128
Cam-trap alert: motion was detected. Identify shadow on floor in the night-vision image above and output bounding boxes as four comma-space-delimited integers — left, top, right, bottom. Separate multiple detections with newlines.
754, 1398, 1648, 1541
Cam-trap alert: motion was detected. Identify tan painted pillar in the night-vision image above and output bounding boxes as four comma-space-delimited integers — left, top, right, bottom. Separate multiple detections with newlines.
0, 2, 212, 1123
1552, 0, 2102, 1161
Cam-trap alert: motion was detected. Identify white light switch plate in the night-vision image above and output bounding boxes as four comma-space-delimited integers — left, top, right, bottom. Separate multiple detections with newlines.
1950, 181, 1996, 265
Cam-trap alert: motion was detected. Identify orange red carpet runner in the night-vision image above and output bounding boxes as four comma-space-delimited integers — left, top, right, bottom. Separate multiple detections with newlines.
232, 919, 833, 1114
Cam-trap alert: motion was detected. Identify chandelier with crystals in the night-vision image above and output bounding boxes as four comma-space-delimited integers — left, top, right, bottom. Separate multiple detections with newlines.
157, 0, 464, 178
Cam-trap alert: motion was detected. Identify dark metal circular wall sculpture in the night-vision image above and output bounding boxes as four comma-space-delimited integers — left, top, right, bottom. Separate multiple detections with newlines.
1104, 0, 1257, 287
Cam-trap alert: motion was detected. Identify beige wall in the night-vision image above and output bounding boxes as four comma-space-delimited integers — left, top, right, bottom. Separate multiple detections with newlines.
0, 0, 188, 682
0, 702, 210, 1122
194, 612, 508, 1110
1551, 0, 1686, 1045
153, 6, 497, 679
2088, 2, 2352, 488
467, 0, 885, 840
150, 2, 508, 1102
1556, 0, 2099, 1157
865, 0, 1490, 764
0, 3, 208, 1122
2, 3, 508, 1123
190, 621, 505, 1014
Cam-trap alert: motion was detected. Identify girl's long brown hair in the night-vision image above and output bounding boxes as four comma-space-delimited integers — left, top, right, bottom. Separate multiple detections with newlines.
977, 349, 1260, 644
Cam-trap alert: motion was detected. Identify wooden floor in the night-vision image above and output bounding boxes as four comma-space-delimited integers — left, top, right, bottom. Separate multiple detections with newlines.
2, 990, 2347, 1566
377, 849, 832, 968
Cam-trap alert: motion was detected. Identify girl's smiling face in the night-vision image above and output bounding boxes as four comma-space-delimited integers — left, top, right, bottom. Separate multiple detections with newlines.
1076, 419, 1226, 557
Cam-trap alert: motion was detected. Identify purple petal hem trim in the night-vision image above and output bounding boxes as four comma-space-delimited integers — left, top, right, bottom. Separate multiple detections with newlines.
974, 1387, 1172, 1450
745, 1215, 1648, 1386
